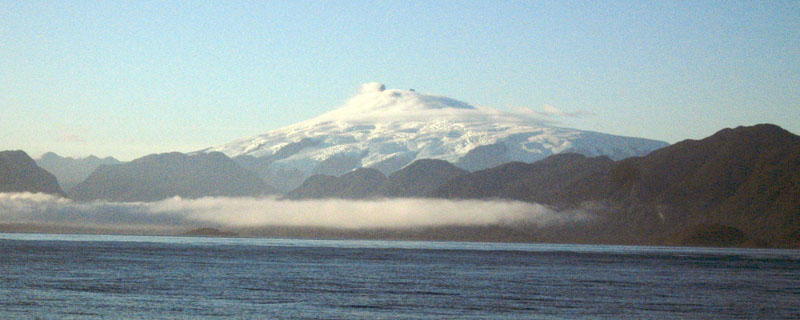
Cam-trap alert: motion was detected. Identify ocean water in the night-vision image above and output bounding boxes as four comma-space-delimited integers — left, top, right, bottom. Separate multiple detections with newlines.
1, 233, 798, 319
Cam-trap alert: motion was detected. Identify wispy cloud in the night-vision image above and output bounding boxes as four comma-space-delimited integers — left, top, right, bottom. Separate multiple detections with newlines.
298, 85, 553, 126
55, 125, 90, 143
57, 132, 86, 143
540, 104, 596, 118
512, 104, 596, 119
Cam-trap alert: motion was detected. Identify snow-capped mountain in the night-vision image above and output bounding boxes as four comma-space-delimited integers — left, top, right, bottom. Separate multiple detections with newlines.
206, 83, 668, 191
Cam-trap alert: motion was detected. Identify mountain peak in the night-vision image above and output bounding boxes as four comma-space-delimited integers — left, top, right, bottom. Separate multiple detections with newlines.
0, 150, 66, 196
729, 123, 797, 140
694, 124, 800, 148
40, 152, 61, 160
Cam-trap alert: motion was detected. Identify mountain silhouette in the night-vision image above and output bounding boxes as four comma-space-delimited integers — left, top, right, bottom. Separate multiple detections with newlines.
70, 152, 276, 202
0, 150, 66, 197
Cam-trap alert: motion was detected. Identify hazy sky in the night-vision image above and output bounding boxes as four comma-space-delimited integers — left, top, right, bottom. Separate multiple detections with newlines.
2, 1, 798, 160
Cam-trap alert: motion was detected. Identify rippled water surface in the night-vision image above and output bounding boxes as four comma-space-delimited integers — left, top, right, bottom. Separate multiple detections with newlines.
1, 233, 799, 319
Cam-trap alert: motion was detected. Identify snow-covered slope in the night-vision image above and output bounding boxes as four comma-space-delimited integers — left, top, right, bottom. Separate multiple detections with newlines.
206, 83, 668, 191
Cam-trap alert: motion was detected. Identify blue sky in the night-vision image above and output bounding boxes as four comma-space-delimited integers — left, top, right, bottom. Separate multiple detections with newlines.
2, 1, 798, 160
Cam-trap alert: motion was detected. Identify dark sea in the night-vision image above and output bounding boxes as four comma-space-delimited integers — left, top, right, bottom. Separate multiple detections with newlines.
1, 233, 798, 319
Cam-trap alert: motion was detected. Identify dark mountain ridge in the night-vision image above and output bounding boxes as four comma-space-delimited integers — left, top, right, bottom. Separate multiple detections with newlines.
70, 152, 276, 202
286, 159, 468, 199
433, 124, 800, 247
611, 124, 800, 245
433, 153, 615, 207
381, 159, 468, 198
287, 168, 387, 199
35, 152, 121, 190
0, 150, 66, 197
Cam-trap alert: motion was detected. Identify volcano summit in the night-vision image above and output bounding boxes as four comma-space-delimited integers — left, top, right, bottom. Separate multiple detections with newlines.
205, 83, 668, 191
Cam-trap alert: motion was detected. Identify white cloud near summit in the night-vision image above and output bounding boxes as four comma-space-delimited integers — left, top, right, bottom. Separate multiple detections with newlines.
359, 82, 386, 93
292, 84, 591, 127
300, 83, 552, 126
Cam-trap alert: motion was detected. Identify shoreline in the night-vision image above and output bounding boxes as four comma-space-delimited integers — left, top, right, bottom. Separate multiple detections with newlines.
1, 223, 795, 250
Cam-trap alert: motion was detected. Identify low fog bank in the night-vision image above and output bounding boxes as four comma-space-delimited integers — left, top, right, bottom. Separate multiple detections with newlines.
0, 193, 593, 235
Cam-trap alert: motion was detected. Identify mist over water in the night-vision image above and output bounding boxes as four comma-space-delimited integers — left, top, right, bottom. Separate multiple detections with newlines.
0, 193, 590, 231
